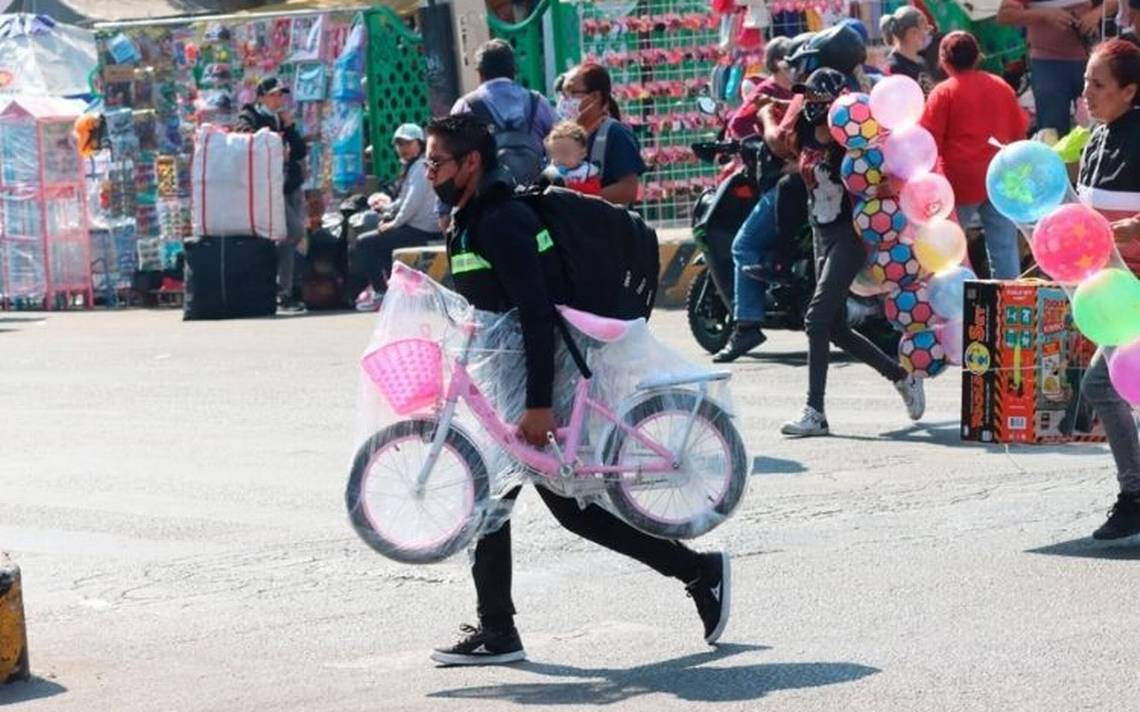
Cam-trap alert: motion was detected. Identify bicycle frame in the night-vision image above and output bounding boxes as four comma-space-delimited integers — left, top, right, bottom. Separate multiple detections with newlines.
412, 322, 717, 495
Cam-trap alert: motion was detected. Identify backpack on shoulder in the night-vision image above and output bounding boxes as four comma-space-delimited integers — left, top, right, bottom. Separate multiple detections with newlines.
468, 92, 545, 187
516, 186, 660, 321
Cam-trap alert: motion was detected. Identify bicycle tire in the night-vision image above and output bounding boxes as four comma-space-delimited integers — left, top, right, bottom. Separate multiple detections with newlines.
346, 419, 489, 564
603, 390, 747, 540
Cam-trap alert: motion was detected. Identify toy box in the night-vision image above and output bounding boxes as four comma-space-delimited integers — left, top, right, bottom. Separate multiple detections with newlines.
961, 280, 1105, 444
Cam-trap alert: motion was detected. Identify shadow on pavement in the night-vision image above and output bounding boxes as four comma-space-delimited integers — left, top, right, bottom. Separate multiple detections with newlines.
751, 456, 808, 476
738, 351, 857, 368
428, 643, 879, 706
0, 677, 67, 704
1027, 537, 1140, 561
830, 422, 1111, 457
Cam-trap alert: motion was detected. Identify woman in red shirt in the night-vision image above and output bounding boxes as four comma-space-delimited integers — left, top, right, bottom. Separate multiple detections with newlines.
921, 31, 1030, 279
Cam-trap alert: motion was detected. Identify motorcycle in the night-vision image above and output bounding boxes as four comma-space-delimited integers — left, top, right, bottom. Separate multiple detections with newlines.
685, 100, 897, 356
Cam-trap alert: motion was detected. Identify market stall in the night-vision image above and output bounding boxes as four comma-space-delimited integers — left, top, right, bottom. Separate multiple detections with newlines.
0, 97, 92, 310
91, 6, 371, 297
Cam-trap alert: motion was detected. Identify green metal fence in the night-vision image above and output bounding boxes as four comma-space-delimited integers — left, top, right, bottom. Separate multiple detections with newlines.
365, 6, 432, 182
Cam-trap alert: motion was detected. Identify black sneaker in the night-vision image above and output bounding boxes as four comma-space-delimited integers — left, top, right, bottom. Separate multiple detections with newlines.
1092, 494, 1140, 541
430, 623, 526, 666
686, 551, 731, 644
712, 325, 767, 363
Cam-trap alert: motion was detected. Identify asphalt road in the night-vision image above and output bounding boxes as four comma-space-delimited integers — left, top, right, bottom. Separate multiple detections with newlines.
1, 307, 1137, 711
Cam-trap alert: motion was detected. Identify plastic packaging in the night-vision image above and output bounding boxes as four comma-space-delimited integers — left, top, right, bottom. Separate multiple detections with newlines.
346, 265, 748, 564
190, 124, 286, 240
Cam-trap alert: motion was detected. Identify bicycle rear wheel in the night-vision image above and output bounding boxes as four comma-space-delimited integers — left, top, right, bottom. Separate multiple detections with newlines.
346, 419, 488, 564
603, 391, 747, 540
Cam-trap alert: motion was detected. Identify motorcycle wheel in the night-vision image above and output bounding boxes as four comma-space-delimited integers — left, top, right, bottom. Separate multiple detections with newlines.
686, 268, 733, 354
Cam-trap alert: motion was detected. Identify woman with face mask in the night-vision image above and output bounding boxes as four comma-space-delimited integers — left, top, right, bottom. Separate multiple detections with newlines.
880, 5, 936, 94
557, 63, 647, 206
775, 69, 926, 437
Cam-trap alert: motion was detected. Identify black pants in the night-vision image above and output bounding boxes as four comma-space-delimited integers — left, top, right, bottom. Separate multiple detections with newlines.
804, 222, 907, 413
352, 226, 440, 292
473, 486, 704, 622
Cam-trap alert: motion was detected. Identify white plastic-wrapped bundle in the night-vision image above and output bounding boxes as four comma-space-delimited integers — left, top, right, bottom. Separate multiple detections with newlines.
190, 125, 286, 241
346, 264, 748, 565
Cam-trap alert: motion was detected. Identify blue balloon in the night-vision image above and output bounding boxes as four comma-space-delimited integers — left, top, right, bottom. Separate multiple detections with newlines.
985, 140, 1069, 224
928, 266, 977, 321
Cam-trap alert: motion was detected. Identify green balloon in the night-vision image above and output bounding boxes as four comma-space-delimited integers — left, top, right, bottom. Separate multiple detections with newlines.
1072, 268, 1140, 346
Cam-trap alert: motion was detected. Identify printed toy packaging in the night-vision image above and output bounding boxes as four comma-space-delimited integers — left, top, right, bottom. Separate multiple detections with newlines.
961, 280, 1104, 444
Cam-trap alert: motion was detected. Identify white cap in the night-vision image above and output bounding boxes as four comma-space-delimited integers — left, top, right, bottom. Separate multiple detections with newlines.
392, 123, 424, 144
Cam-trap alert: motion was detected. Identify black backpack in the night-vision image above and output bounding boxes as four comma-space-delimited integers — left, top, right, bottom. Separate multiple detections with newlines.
517, 186, 660, 321
468, 92, 545, 187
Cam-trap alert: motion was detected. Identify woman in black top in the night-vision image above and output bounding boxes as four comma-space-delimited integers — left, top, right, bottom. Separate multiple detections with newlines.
880, 5, 936, 94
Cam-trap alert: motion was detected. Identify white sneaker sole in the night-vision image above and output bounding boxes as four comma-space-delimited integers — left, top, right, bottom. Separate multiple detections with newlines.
780, 426, 830, 438
706, 552, 731, 645
430, 649, 526, 666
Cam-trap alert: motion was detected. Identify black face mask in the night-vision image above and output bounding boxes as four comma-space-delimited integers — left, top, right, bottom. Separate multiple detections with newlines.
432, 177, 463, 206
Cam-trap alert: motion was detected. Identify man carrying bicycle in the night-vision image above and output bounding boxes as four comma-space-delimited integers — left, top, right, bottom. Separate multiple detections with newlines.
422, 114, 731, 666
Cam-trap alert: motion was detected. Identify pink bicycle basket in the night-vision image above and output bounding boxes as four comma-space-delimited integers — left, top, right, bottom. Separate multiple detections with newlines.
361, 338, 444, 415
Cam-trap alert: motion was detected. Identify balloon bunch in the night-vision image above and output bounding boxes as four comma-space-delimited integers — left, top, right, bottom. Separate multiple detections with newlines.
827, 75, 969, 379
986, 141, 1140, 406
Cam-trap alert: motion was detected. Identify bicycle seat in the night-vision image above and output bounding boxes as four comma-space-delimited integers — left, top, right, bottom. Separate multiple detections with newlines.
557, 306, 635, 343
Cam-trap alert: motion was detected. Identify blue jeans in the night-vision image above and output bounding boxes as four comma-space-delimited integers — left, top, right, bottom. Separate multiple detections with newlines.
957, 200, 1022, 280
1030, 58, 1087, 136
731, 185, 779, 323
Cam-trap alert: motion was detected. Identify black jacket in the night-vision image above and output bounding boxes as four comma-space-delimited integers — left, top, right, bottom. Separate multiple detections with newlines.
234, 103, 308, 194
447, 169, 569, 409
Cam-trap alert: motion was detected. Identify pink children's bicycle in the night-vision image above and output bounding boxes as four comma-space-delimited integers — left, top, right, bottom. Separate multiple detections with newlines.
346, 269, 747, 564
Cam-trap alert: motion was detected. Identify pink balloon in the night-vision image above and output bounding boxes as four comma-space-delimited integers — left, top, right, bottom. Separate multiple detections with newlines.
1031, 204, 1116, 283
870, 75, 925, 130
884, 126, 938, 181
936, 319, 965, 366
1109, 337, 1140, 407
900, 173, 955, 225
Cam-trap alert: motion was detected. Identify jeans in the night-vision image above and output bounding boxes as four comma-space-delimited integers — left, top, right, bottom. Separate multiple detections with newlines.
352, 226, 441, 292
731, 185, 780, 323
278, 188, 306, 298
473, 486, 704, 622
1081, 347, 1140, 495
957, 201, 1022, 280
1030, 58, 1087, 136
805, 222, 908, 413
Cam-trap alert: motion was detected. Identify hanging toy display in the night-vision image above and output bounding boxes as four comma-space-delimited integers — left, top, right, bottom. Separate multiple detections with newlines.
829, 73, 968, 378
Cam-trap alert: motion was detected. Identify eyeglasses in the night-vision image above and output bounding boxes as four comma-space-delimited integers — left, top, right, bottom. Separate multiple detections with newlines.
424, 156, 457, 173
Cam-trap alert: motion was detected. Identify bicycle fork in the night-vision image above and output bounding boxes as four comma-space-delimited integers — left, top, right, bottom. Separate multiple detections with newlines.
412, 326, 474, 499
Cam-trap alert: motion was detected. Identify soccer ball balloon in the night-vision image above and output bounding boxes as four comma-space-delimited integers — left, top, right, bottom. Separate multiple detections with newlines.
864, 239, 925, 291
841, 148, 888, 198
854, 197, 909, 247
828, 93, 882, 150
899, 328, 949, 378
884, 282, 937, 333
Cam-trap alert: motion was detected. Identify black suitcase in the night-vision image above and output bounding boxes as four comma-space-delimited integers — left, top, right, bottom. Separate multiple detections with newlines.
183, 236, 277, 320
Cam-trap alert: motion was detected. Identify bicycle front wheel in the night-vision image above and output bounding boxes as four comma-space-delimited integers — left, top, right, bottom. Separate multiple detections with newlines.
603, 391, 747, 540
346, 419, 488, 564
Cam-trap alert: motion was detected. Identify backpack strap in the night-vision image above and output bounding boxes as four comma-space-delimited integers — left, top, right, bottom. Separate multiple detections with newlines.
553, 308, 593, 379
589, 118, 616, 183
465, 93, 497, 130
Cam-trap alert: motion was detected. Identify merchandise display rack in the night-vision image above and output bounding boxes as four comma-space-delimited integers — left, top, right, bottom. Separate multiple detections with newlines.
581, 0, 724, 227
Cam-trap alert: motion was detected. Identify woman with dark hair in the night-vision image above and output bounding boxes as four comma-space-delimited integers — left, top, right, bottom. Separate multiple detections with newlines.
1075, 38, 1140, 540
776, 68, 925, 437
558, 63, 647, 206
921, 31, 1029, 279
